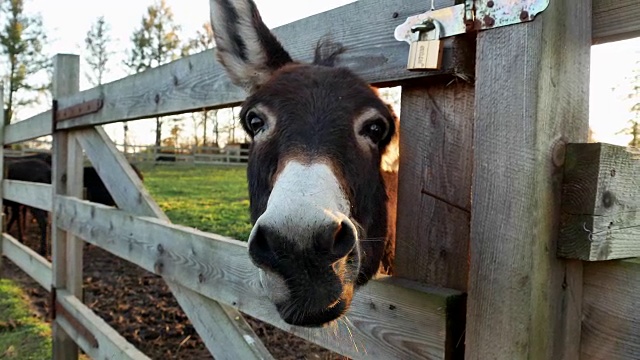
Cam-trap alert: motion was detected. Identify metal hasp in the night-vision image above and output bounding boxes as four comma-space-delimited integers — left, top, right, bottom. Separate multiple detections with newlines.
395, 0, 550, 43
55, 98, 104, 122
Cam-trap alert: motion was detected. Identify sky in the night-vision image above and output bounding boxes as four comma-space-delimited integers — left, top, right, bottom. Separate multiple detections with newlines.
18, 0, 356, 145
12, 0, 640, 147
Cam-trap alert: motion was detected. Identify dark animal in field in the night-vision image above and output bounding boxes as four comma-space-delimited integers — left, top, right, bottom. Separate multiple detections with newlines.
4, 158, 51, 255
210, 0, 399, 327
83, 165, 144, 207
20, 152, 52, 165
3, 154, 144, 255
155, 152, 176, 162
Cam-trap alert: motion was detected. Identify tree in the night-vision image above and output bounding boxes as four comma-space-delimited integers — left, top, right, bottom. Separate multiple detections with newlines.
84, 16, 112, 87
617, 55, 640, 148
0, 0, 51, 125
182, 23, 216, 146
125, 0, 181, 146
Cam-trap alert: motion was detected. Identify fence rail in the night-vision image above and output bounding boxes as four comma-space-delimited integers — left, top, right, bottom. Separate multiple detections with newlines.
1, 0, 640, 359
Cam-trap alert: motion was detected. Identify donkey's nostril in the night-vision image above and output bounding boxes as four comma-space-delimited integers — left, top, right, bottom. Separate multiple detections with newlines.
330, 220, 357, 259
248, 225, 277, 268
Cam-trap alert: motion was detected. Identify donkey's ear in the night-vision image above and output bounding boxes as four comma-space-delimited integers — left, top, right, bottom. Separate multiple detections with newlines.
210, 0, 292, 92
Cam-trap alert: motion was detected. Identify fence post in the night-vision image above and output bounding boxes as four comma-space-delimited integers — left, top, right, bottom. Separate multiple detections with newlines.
0, 83, 4, 277
51, 54, 82, 360
466, 1, 590, 359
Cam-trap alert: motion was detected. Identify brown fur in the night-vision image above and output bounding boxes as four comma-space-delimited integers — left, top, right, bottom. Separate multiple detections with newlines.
211, 0, 398, 327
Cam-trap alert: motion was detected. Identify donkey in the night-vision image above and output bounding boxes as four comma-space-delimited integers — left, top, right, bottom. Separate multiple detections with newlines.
4, 158, 51, 255
210, 0, 399, 327
3, 154, 144, 256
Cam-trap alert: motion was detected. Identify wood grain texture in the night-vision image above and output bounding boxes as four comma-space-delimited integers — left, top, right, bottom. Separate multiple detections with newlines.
56, 289, 151, 360
3, 180, 52, 211
466, 0, 591, 358
2, 234, 51, 290
581, 261, 640, 359
395, 82, 474, 292
51, 0, 473, 131
593, 0, 640, 44
76, 127, 272, 360
560, 143, 640, 260
50, 54, 81, 360
0, 234, 148, 359
75, 127, 164, 219
0, 83, 4, 275
55, 195, 464, 360
4, 110, 51, 145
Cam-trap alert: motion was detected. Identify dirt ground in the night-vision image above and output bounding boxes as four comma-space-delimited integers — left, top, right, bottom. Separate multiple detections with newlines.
2, 216, 345, 360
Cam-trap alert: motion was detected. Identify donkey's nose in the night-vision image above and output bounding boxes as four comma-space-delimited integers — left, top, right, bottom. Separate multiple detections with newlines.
317, 219, 358, 260
248, 218, 357, 269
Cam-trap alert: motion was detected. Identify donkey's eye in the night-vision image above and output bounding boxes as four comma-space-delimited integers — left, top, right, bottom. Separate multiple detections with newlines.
247, 113, 266, 134
361, 119, 388, 144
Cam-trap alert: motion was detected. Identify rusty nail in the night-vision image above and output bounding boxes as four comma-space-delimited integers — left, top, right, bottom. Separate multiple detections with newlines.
483, 15, 495, 27
520, 10, 529, 21
487, 0, 494, 7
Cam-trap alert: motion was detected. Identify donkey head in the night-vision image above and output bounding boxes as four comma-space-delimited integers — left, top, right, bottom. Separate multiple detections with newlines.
210, 0, 398, 327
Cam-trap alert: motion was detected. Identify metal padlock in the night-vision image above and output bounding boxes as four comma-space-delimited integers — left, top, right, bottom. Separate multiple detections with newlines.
407, 20, 443, 71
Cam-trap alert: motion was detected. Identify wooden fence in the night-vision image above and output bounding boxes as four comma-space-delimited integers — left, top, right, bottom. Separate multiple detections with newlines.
4, 143, 249, 165
1, 0, 639, 359
121, 144, 249, 164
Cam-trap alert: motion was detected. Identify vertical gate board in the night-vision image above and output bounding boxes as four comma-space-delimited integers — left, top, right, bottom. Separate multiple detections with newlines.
581, 260, 640, 359
395, 81, 474, 292
51, 54, 82, 360
466, 0, 591, 359
0, 83, 5, 277
75, 126, 273, 360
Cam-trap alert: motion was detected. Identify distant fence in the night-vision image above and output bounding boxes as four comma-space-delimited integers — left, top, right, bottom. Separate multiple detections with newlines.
4, 142, 249, 165
120, 144, 249, 164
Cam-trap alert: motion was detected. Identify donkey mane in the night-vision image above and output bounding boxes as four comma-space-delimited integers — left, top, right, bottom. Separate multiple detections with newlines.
313, 38, 347, 67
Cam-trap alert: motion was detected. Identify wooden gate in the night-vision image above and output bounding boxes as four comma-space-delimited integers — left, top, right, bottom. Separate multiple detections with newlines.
1, 0, 639, 359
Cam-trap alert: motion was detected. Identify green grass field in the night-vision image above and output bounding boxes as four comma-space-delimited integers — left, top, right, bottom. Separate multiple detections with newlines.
0, 279, 51, 359
0, 164, 251, 359
142, 164, 252, 241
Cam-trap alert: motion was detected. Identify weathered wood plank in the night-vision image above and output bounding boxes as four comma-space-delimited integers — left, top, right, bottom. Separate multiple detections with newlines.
2, 234, 51, 290
4, 111, 52, 145
560, 213, 640, 261
75, 127, 163, 217
466, 0, 591, 359
0, 83, 5, 275
75, 126, 272, 360
593, 0, 640, 44
560, 143, 640, 260
55, 195, 464, 360
3, 180, 52, 211
562, 143, 640, 216
51, 54, 81, 360
395, 81, 474, 292
53, 0, 472, 131
581, 261, 640, 359
56, 289, 150, 360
